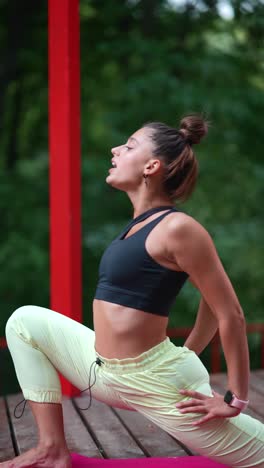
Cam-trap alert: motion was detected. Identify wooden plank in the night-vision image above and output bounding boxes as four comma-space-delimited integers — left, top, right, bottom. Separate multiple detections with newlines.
6, 393, 101, 457
0, 397, 15, 462
254, 369, 264, 379
250, 370, 264, 394
113, 407, 191, 457
73, 396, 145, 459
7, 393, 38, 454
210, 373, 264, 422
2, 372, 263, 461
63, 397, 103, 457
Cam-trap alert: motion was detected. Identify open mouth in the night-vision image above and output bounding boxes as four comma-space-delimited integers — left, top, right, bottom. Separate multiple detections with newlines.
109, 161, 117, 172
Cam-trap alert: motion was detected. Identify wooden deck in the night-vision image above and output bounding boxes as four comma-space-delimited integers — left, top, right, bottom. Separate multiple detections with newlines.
1, 370, 264, 463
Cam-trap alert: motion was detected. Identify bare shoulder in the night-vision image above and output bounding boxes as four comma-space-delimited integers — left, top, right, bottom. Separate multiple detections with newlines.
164, 211, 218, 286
165, 211, 213, 244
166, 213, 223, 290
164, 212, 242, 320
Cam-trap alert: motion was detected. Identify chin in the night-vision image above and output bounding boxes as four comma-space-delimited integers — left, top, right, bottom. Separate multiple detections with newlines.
106, 174, 116, 186
106, 176, 131, 192
106, 175, 121, 190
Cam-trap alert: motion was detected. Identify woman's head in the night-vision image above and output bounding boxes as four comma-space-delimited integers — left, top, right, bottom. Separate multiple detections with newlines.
142, 114, 208, 202
108, 114, 208, 203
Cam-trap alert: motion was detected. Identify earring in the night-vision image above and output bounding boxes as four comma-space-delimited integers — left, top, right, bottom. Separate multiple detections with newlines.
143, 174, 148, 186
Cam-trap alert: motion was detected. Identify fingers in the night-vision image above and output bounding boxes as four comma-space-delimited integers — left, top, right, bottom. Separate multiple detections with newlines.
212, 389, 221, 398
179, 389, 208, 400
177, 405, 207, 414
192, 413, 216, 426
176, 398, 205, 409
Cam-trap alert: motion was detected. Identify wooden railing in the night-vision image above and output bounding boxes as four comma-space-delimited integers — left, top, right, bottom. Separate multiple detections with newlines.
1, 323, 264, 373
167, 323, 264, 373
0, 337, 7, 349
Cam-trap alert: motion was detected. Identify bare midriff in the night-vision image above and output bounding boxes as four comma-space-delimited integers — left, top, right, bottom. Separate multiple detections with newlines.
92, 211, 188, 359
93, 299, 168, 359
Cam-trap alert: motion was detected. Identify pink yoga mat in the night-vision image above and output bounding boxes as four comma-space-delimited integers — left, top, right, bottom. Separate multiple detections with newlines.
71, 453, 229, 467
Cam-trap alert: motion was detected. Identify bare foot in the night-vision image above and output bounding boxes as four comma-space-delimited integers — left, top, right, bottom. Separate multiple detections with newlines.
0, 445, 72, 468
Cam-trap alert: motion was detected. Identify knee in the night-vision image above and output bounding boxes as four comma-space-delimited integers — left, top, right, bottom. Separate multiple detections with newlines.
5, 305, 37, 336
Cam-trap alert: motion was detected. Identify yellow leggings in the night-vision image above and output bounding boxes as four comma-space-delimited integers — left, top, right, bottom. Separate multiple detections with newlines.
5, 306, 264, 467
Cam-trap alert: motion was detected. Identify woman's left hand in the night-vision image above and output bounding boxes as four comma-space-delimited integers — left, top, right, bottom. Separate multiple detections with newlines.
175, 389, 240, 426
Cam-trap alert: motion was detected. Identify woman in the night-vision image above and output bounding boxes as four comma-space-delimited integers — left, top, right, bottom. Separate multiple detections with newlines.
3, 115, 264, 468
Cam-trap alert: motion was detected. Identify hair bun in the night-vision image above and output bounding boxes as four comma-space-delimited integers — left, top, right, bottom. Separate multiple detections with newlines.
179, 114, 208, 145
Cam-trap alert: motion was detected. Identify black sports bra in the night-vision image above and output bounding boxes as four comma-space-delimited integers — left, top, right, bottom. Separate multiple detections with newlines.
94, 206, 189, 317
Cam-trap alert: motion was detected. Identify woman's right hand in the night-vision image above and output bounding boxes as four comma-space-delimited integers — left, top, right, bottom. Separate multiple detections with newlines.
176, 389, 240, 426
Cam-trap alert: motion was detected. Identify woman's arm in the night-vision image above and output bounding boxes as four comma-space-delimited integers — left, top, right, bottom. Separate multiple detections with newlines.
184, 296, 218, 355
167, 215, 250, 401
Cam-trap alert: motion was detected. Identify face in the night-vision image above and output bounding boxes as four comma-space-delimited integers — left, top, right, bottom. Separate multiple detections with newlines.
106, 127, 161, 191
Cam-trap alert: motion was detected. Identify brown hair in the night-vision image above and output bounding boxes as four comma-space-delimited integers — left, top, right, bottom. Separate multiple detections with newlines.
143, 114, 208, 202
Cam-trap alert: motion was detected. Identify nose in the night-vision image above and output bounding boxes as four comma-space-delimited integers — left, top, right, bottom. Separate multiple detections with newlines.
111, 145, 122, 156
111, 146, 120, 156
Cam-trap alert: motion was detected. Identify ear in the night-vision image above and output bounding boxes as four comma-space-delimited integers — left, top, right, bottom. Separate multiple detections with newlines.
144, 158, 163, 176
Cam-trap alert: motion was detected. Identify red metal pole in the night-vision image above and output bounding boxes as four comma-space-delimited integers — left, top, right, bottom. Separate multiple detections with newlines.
48, 0, 82, 397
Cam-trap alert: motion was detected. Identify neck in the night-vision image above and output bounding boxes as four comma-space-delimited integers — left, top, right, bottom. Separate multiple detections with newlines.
127, 190, 174, 219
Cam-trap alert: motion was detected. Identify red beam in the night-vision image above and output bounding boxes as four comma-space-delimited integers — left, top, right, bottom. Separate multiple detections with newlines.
48, 0, 81, 397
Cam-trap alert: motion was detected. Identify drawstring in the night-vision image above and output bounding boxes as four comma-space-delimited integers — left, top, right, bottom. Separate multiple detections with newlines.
75, 357, 104, 411
13, 357, 104, 419
14, 398, 27, 419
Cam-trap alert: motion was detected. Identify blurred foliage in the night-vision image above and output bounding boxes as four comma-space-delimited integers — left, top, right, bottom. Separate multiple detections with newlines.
0, 0, 263, 388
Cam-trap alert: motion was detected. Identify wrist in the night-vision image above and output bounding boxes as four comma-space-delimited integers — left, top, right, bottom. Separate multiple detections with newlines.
224, 390, 249, 411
